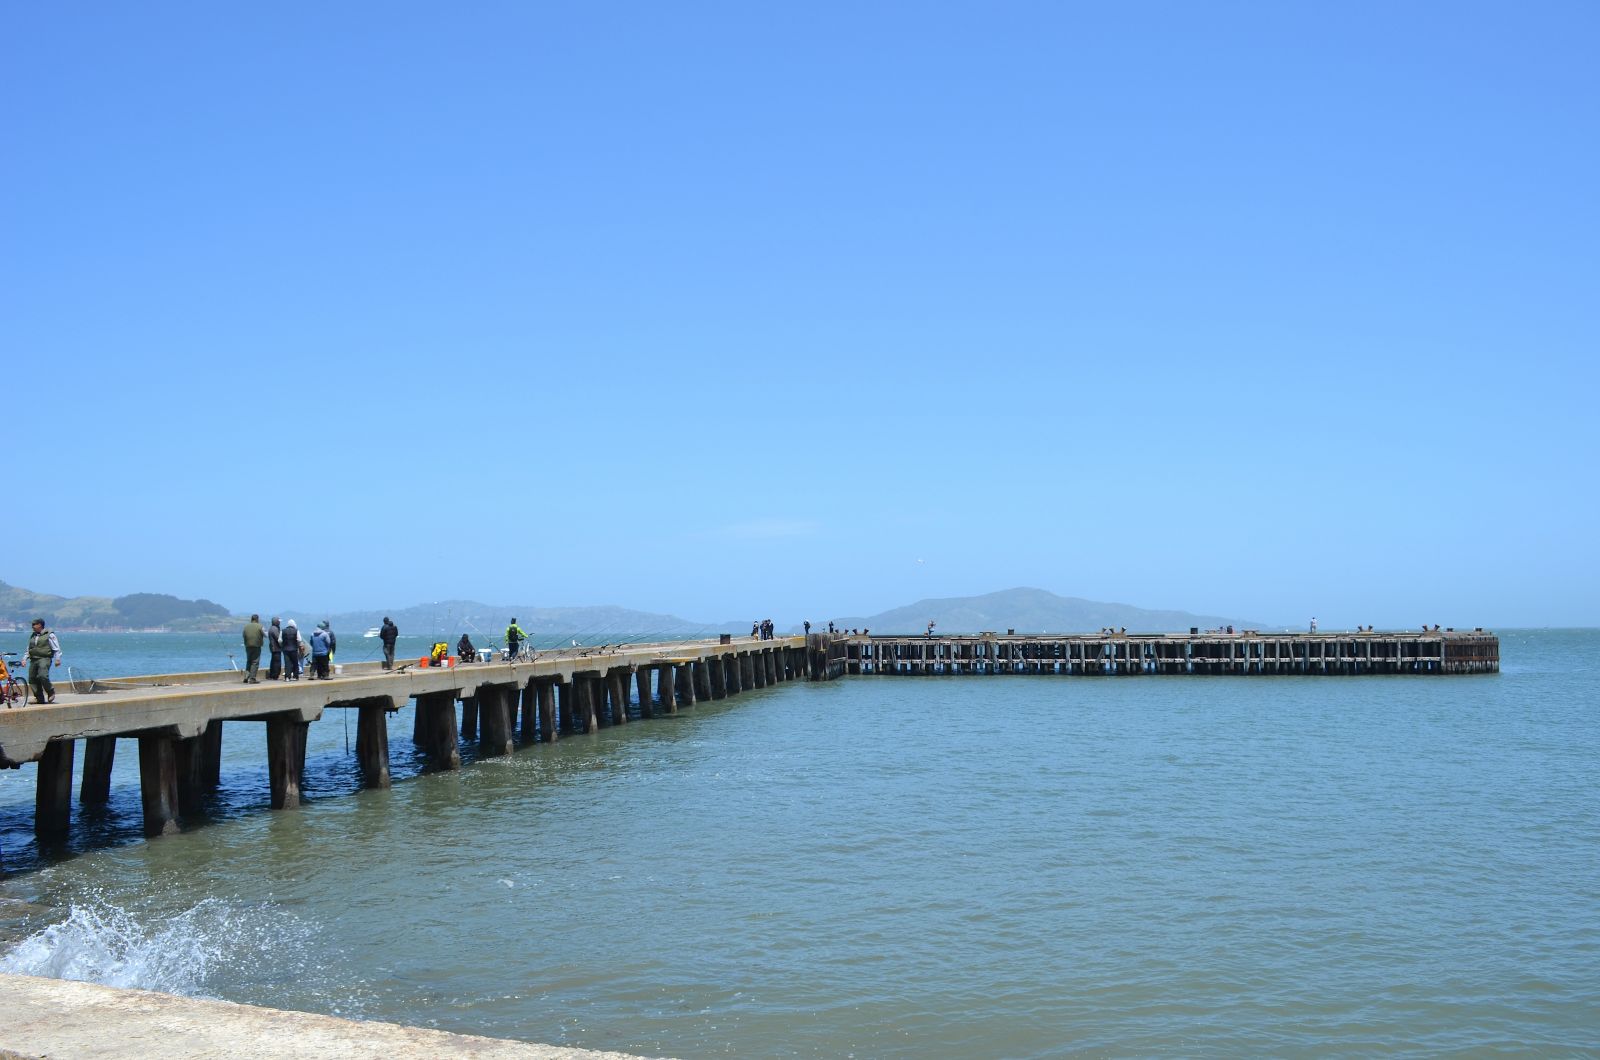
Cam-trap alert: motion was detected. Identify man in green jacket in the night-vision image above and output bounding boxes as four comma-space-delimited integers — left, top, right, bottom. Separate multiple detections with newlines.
26, 618, 61, 704
505, 619, 529, 660
242, 614, 265, 683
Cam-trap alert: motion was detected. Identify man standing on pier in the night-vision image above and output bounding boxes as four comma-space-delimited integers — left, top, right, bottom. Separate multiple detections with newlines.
505, 618, 529, 660
26, 618, 60, 704
380, 616, 398, 670
241, 614, 265, 683
267, 617, 283, 679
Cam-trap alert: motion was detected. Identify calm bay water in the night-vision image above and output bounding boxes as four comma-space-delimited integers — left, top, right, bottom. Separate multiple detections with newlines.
1, 630, 1597, 1055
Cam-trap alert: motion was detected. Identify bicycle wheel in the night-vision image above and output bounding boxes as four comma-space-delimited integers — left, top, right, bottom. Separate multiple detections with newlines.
3, 677, 25, 708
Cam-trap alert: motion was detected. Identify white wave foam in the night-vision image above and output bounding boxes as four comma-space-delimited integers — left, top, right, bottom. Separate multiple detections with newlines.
0, 897, 308, 997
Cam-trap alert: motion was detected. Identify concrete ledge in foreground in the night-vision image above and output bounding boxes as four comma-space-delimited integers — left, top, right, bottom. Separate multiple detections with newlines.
0, 973, 659, 1060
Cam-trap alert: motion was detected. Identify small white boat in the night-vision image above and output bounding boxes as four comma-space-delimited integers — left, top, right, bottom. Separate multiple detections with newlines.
363, 628, 381, 638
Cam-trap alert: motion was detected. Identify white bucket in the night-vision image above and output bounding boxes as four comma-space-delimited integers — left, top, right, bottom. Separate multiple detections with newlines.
333, 664, 343, 675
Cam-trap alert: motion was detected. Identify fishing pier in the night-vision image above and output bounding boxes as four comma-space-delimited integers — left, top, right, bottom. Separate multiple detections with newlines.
829, 629, 1501, 678
1, 628, 1496, 858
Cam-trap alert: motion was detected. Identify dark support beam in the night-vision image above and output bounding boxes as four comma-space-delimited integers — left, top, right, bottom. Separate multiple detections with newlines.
536, 681, 557, 743
266, 714, 310, 810
519, 683, 537, 743
608, 668, 631, 725
198, 719, 224, 788
752, 651, 767, 689
34, 738, 75, 843
636, 667, 653, 719
693, 659, 711, 701
659, 666, 678, 714
460, 696, 479, 741
557, 680, 576, 734
356, 700, 392, 788
709, 657, 727, 699
478, 685, 514, 757
174, 734, 206, 820
415, 691, 461, 770
138, 733, 182, 837
576, 676, 601, 733
80, 735, 116, 805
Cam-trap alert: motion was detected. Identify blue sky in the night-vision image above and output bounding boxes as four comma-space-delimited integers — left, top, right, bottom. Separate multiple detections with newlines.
2, 1, 1595, 628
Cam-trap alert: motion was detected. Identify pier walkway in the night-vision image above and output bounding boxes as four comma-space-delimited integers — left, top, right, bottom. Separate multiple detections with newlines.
0, 628, 1496, 856
0, 635, 810, 847
830, 629, 1500, 678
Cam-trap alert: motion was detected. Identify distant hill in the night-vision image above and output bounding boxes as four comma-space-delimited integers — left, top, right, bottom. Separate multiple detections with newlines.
829, 587, 1260, 635
0, 580, 231, 631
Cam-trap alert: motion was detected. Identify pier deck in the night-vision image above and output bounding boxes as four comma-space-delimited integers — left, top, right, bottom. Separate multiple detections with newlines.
1, 635, 809, 848
0, 627, 1496, 860
835, 629, 1500, 677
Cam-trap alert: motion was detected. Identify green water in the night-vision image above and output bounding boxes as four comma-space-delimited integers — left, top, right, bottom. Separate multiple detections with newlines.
1, 630, 1596, 1056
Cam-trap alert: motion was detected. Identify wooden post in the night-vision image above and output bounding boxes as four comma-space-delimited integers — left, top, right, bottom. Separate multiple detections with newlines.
557, 679, 576, 734
636, 667, 653, 719
766, 650, 778, 684
415, 691, 461, 770
198, 719, 223, 788
608, 669, 631, 725
80, 735, 116, 805
34, 738, 75, 843
519, 682, 537, 742
752, 651, 767, 688
138, 733, 182, 837
725, 654, 742, 695
356, 699, 392, 788
478, 685, 514, 756
174, 734, 206, 820
659, 665, 678, 714
710, 657, 727, 699
460, 695, 479, 741
694, 659, 712, 701
266, 714, 310, 809
536, 680, 557, 743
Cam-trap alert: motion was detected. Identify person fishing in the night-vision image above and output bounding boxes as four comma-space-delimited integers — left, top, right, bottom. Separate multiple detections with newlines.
505, 618, 529, 660
379, 616, 399, 670
281, 619, 302, 680
457, 632, 477, 663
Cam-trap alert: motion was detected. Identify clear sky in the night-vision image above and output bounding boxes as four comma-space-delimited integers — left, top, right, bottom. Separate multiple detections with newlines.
2, 1, 1595, 628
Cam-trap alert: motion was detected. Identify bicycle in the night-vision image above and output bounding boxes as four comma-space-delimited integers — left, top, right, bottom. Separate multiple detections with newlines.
0, 652, 28, 708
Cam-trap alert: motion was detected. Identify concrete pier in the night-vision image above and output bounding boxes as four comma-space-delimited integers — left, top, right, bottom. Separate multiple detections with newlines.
0, 628, 1494, 861
838, 629, 1500, 676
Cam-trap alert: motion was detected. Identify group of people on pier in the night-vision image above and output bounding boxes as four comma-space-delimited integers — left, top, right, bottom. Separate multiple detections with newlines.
241, 615, 340, 683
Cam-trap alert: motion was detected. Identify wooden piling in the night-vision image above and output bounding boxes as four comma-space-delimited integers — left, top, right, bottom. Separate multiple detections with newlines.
636, 667, 653, 719
198, 719, 223, 788
79, 735, 116, 805
137, 733, 182, 837
478, 685, 514, 756
536, 680, 557, 742
460, 696, 479, 741
608, 669, 631, 725
174, 734, 206, 820
659, 665, 678, 714
356, 699, 392, 788
414, 691, 461, 770
265, 714, 310, 810
34, 738, 74, 843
